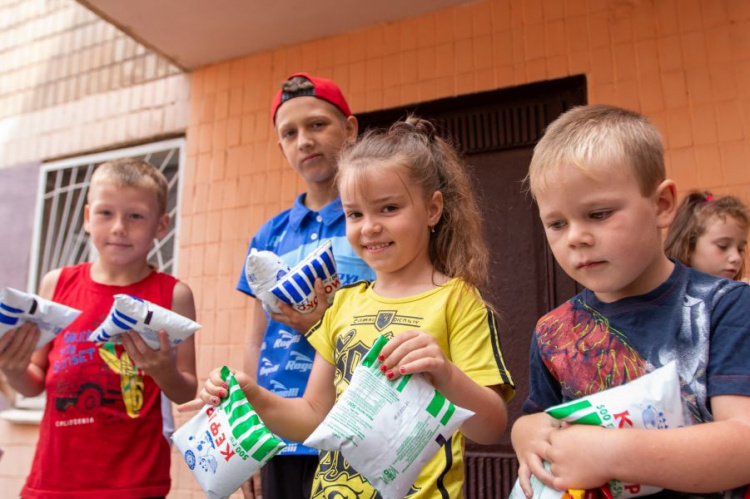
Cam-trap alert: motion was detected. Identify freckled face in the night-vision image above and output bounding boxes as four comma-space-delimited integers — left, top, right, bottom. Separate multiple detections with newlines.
536, 163, 672, 302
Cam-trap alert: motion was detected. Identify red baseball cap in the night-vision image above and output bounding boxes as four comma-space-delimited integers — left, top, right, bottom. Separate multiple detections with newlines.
271, 72, 353, 124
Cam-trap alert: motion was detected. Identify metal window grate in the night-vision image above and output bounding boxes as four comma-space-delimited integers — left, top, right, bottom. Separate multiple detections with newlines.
29, 138, 185, 291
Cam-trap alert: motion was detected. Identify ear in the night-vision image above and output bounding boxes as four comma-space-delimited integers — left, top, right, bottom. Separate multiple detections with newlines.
344, 115, 358, 144
654, 179, 677, 229
83, 205, 92, 234
427, 191, 444, 228
155, 213, 170, 240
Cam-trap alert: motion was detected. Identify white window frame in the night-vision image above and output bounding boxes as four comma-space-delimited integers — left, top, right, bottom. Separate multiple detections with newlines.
28, 137, 186, 292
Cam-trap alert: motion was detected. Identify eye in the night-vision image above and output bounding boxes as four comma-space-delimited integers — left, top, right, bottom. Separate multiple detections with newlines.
280, 128, 296, 139
590, 210, 612, 221
546, 220, 567, 231
310, 120, 326, 130
382, 205, 398, 214
715, 243, 728, 251
129, 213, 145, 221
346, 211, 362, 220
97, 209, 112, 217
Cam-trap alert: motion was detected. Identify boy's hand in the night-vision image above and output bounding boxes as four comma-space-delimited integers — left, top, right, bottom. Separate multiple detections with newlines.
178, 367, 256, 412
376, 330, 453, 390
0, 322, 40, 374
511, 412, 560, 496
269, 278, 328, 334
241, 472, 262, 499
547, 424, 613, 491
121, 330, 175, 380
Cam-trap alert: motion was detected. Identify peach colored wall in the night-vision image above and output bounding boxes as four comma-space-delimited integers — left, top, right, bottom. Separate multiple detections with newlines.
173, 0, 750, 495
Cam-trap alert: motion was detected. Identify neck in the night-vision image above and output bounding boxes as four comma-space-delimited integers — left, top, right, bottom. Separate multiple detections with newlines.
373, 260, 449, 298
89, 260, 153, 286
304, 181, 338, 211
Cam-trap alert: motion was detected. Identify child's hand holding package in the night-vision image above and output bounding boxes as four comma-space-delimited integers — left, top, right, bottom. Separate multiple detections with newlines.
511, 362, 685, 499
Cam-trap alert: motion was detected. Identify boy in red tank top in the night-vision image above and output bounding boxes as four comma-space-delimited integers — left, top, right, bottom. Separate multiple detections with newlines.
0, 158, 198, 499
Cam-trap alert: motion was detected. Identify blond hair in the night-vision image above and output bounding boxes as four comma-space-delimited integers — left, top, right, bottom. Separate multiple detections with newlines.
664, 191, 749, 280
528, 104, 665, 198
337, 116, 490, 291
89, 158, 168, 214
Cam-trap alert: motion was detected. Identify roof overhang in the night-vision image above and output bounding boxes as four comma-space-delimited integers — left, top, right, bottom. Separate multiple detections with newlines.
78, 0, 475, 71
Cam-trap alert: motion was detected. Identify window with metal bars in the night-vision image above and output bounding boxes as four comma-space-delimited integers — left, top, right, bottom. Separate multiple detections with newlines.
28, 138, 185, 292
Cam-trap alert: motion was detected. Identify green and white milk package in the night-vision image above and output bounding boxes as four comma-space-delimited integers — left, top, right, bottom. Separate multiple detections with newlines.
0, 287, 81, 350
173, 367, 285, 499
304, 335, 474, 499
509, 361, 685, 499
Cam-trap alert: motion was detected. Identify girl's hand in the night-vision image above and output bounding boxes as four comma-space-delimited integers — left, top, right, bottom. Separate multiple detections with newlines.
377, 330, 453, 390
0, 322, 40, 374
510, 413, 560, 496
178, 367, 256, 412
121, 330, 175, 379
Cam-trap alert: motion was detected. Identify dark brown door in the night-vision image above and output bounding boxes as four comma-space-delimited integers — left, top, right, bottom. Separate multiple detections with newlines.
357, 76, 586, 498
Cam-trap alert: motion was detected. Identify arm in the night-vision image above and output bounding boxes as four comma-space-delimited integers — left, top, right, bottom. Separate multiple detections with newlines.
122, 281, 198, 403
181, 351, 336, 443
377, 329, 508, 444
0, 270, 59, 397
545, 394, 750, 493
244, 298, 268, 380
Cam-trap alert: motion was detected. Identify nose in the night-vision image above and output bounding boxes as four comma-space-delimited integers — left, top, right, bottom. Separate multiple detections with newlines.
111, 214, 127, 235
297, 128, 314, 151
727, 247, 741, 263
567, 222, 593, 247
362, 216, 381, 236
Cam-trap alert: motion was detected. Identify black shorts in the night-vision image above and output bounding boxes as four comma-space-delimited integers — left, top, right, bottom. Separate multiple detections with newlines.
261, 454, 319, 498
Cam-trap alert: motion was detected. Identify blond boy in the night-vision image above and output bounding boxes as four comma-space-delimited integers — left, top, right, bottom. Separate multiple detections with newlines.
511, 105, 750, 497
0, 158, 197, 497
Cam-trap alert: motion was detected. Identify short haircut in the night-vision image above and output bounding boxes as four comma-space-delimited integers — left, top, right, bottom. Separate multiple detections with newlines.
89, 158, 168, 214
528, 104, 665, 198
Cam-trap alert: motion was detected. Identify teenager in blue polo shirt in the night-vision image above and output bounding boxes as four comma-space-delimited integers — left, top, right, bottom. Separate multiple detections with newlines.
236, 73, 374, 499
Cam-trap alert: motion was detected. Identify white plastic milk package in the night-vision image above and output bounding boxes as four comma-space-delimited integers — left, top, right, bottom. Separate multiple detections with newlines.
88, 294, 201, 349
269, 240, 340, 314
0, 287, 81, 350
304, 335, 473, 499
508, 362, 685, 499
173, 367, 285, 499
244, 249, 291, 314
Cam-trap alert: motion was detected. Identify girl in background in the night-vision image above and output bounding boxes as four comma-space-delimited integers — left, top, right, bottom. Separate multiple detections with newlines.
665, 191, 748, 281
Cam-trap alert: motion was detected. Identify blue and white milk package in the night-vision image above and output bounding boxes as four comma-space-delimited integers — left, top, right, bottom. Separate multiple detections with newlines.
88, 294, 200, 349
244, 249, 291, 314
0, 287, 81, 350
304, 335, 473, 499
508, 362, 685, 499
173, 367, 285, 499
269, 240, 340, 314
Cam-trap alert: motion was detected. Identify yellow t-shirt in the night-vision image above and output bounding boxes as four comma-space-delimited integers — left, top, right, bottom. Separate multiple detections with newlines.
306, 279, 514, 499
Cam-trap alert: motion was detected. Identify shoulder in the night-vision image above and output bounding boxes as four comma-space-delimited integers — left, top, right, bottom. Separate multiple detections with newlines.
38, 268, 64, 300
171, 280, 196, 320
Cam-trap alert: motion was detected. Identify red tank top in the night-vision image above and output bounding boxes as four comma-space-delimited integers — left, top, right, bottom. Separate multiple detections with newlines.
22, 263, 178, 499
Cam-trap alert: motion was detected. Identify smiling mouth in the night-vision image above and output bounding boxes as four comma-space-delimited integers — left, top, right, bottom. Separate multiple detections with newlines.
364, 242, 392, 252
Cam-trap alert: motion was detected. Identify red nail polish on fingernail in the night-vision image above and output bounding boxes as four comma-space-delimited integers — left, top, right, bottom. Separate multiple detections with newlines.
380, 364, 386, 373
219, 390, 226, 398
399, 366, 406, 374
222, 382, 228, 389
211, 397, 219, 405
378, 354, 385, 361
386, 371, 394, 379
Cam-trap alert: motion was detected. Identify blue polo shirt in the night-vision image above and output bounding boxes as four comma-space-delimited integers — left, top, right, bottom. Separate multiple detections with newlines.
237, 193, 374, 455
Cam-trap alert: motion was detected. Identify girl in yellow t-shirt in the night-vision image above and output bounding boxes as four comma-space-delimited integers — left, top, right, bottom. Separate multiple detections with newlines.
185, 116, 514, 498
